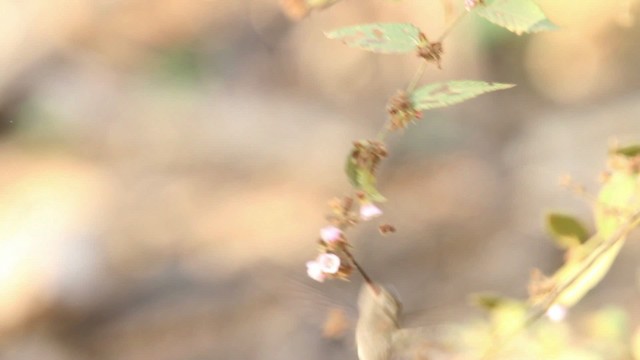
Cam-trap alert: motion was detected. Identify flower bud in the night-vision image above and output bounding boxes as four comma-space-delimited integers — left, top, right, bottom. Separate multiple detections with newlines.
320, 226, 343, 243
360, 203, 383, 221
306, 260, 326, 282
317, 253, 341, 274
546, 304, 567, 322
464, 0, 481, 11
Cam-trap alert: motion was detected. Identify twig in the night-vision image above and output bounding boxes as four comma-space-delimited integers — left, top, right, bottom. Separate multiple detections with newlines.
344, 247, 374, 286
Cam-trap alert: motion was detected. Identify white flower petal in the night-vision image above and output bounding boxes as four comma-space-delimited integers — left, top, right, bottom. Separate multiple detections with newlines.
360, 203, 383, 221
317, 253, 341, 274
320, 226, 343, 243
306, 260, 326, 282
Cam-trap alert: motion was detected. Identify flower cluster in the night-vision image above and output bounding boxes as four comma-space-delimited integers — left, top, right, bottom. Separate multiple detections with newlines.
417, 33, 444, 69
305, 195, 384, 282
386, 90, 423, 131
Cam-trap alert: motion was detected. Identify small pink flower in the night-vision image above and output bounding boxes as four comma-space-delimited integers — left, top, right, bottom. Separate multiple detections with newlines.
317, 253, 341, 274
464, 0, 479, 11
306, 260, 326, 282
320, 226, 342, 243
546, 304, 567, 322
360, 203, 383, 221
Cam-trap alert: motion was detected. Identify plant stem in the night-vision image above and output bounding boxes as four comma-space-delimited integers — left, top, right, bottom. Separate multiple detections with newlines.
481, 209, 640, 359
341, 7, 471, 284
436, 10, 468, 43
406, 61, 428, 94
525, 210, 640, 326
344, 247, 374, 286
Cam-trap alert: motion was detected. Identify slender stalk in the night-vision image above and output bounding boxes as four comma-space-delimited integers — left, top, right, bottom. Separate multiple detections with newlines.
436, 11, 468, 43
406, 61, 428, 94
344, 247, 374, 286
341, 6, 472, 289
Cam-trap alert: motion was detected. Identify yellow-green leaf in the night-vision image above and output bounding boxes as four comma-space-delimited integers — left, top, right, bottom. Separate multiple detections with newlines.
325, 23, 421, 54
345, 153, 359, 187
614, 144, 640, 158
552, 167, 640, 307
470, 293, 505, 311
356, 168, 386, 202
545, 213, 589, 249
410, 81, 514, 111
476, 0, 558, 35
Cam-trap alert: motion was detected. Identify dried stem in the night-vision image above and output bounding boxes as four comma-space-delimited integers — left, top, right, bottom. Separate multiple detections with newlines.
344, 247, 374, 286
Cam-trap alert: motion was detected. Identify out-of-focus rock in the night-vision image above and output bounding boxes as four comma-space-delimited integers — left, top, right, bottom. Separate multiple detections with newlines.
0, 149, 112, 334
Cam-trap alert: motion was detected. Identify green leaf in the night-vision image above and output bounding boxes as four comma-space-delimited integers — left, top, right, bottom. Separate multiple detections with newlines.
585, 306, 628, 341
553, 240, 624, 307
470, 293, 528, 338
345, 154, 359, 187
545, 213, 589, 249
346, 152, 386, 202
551, 167, 640, 307
410, 80, 514, 111
325, 23, 421, 54
476, 0, 558, 35
596, 171, 640, 236
470, 293, 505, 310
614, 144, 640, 158
356, 168, 387, 202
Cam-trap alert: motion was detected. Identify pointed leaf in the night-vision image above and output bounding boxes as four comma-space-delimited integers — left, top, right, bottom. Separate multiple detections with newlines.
545, 213, 589, 249
325, 23, 421, 54
356, 168, 387, 202
614, 144, 640, 158
470, 293, 505, 311
552, 165, 640, 307
410, 81, 514, 111
345, 154, 359, 187
553, 240, 625, 307
476, 0, 558, 35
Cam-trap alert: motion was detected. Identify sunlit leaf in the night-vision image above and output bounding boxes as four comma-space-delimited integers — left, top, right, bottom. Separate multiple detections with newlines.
546, 213, 589, 249
632, 326, 640, 360
356, 168, 387, 202
490, 299, 527, 338
552, 166, 640, 307
476, 0, 558, 35
614, 144, 640, 158
410, 81, 514, 111
470, 293, 505, 310
345, 154, 359, 187
596, 171, 640, 236
585, 307, 628, 341
325, 23, 421, 53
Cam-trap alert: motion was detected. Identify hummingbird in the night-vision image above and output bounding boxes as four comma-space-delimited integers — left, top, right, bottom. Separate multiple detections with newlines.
355, 282, 458, 360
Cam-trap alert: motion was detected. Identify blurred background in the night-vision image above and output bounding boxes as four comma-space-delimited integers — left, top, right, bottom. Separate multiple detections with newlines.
1, 0, 640, 359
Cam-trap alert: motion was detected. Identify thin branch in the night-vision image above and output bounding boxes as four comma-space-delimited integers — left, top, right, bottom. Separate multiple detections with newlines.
406, 61, 428, 94
344, 247, 374, 286
436, 10, 468, 43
